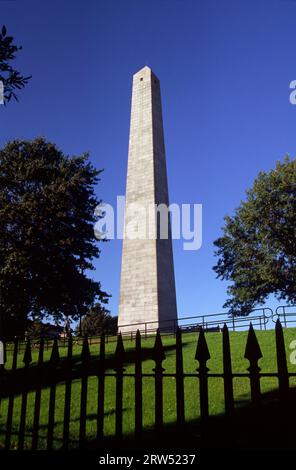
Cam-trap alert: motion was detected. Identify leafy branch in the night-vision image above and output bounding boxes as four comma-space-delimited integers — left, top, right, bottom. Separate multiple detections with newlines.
0, 25, 31, 103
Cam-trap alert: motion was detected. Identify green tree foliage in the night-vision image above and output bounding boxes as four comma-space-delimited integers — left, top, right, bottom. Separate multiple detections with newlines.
79, 304, 117, 337
26, 318, 70, 341
0, 138, 109, 338
0, 25, 31, 103
213, 157, 296, 315
26, 321, 45, 340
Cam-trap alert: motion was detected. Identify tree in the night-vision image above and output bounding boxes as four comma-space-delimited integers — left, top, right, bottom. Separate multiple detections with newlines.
26, 320, 61, 340
0, 138, 109, 338
78, 304, 117, 337
26, 321, 45, 341
213, 157, 296, 315
0, 25, 31, 103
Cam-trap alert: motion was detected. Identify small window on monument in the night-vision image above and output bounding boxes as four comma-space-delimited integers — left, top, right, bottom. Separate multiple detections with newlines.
140, 78, 143, 81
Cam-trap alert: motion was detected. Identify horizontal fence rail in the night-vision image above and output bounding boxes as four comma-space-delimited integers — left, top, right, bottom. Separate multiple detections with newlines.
3, 305, 295, 353
0, 319, 296, 450
272, 305, 296, 327
118, 307, 273, 337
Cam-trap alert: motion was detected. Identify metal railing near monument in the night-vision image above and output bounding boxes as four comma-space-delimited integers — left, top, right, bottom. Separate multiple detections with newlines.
118, 307, 273, 337
272, 305, 296, 327
0, 319, 295, 450
2, 306, 294, 354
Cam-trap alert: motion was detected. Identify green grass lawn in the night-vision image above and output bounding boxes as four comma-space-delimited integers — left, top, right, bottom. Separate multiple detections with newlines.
1, 327, 296, 449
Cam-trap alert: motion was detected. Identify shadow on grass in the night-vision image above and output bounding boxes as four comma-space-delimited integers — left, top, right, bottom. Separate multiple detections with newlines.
0, 409, 129, 449
82, 387, 296, 451
0, 343, 183, 399
1, 388, 295, 450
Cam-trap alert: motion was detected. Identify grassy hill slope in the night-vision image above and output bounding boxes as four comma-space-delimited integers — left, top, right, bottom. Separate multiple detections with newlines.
1, 326, 296, 449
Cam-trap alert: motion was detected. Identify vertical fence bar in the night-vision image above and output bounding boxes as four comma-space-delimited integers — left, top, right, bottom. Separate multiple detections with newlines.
0, 361, 4, 419
79, 336, 91, 448
275, 319, 289, 400
97, 334, 105, 440
18, 340, 32, 450
264, 311, 267, 330
176, 328, 185, 428
32, 338, 44, 450
244, 323, 262, 406
114, 333, 125, 438
283, 307, 287, 328
153, 330, 165, 434
195, 328, 210, 427
62, 335, 73, 450
222, 324, 234, 416
0, 333, 5, 413
47, 338, 60, 450
5, 339, 18, 449
232, 315, 235, 332
173, 319, 177, 336
135, 330, 143, 439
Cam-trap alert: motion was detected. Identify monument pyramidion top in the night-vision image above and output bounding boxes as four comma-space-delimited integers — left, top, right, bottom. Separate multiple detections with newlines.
133, 65, 159, 82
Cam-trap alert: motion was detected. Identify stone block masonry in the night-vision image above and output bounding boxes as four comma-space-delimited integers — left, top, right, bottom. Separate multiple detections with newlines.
118, 66, 178, 334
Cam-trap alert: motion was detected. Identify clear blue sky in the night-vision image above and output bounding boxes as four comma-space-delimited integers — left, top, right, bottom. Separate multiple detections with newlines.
1, 0, 295, 319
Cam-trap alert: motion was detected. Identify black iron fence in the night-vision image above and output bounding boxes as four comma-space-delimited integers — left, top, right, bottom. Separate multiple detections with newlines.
0, 319, 295, 450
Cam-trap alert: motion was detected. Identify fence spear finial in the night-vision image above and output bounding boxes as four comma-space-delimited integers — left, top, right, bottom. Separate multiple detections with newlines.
222, 323, 228, 333
244, 323, 262, 363
195, 328, 210, 364
136, 329, 141, 352
23, 339, 32, 366
49, 338, 60, 365
81, 336, 91, 362
152, 329, 165, 365
115, 332, 125, 365
275, 318, 289, 398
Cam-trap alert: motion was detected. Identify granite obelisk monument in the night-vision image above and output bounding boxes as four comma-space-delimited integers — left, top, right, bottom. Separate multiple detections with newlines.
118, 66, 178, 333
